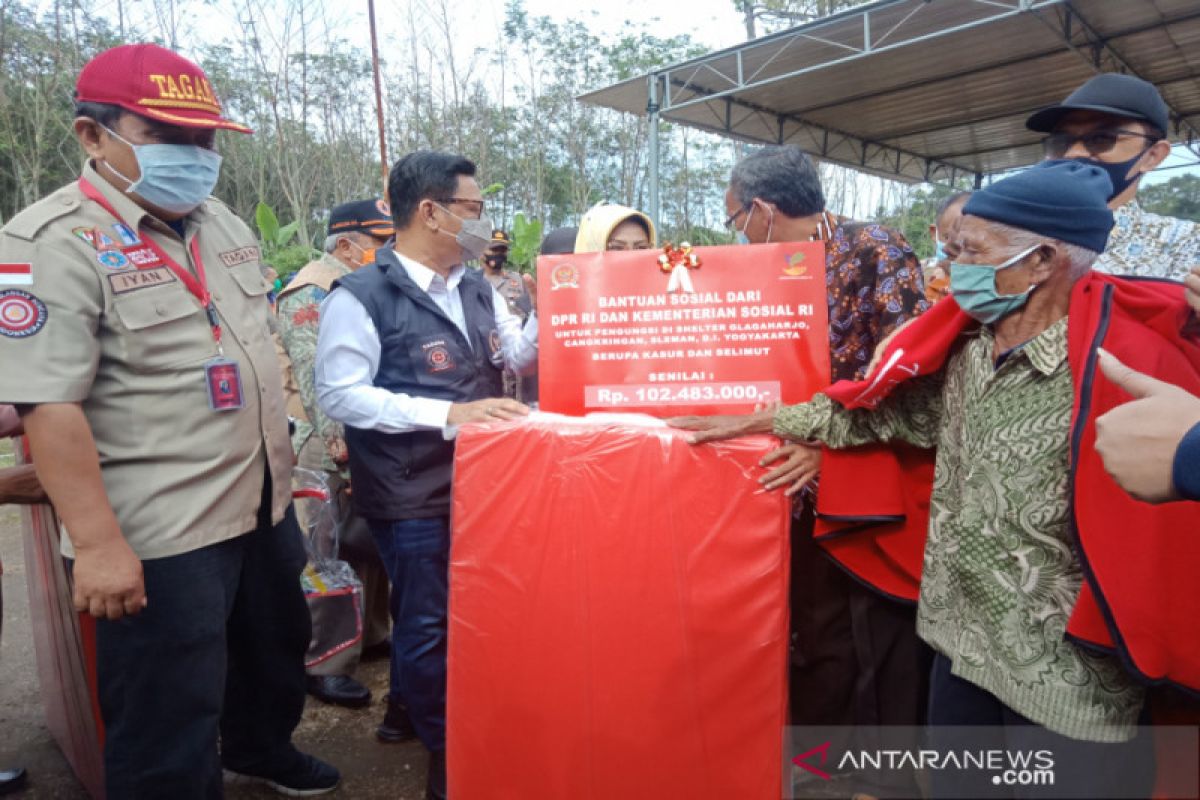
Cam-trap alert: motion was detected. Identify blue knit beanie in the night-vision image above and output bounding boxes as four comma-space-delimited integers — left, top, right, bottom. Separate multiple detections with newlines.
963, 161, 1114, 254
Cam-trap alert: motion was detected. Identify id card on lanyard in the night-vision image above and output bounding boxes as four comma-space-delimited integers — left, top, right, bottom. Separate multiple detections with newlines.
79, 178, 244, 411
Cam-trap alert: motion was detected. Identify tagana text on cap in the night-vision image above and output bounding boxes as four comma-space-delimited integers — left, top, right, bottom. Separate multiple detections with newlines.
76, 43, 252, 134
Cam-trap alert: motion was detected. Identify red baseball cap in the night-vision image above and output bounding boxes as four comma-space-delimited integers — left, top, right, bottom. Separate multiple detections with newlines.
76, 44, 251, 134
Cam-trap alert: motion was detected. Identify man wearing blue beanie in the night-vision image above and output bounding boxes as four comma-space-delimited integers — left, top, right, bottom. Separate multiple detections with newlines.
676, 160, 1200, 798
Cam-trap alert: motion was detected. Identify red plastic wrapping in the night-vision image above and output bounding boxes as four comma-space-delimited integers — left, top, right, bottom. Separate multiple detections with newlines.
14, 437, 105, 799
448, 414, 790, 799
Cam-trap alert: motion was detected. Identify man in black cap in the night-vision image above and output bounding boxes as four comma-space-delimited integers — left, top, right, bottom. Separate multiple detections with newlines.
276, 199, 399, 715
481, 229, 537, 402
1027, 73, 1198, 279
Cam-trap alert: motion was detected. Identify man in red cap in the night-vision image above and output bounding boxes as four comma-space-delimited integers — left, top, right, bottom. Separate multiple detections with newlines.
0, 44, 338, 797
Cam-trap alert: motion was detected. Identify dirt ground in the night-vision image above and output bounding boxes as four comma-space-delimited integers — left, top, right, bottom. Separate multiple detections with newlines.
0, 441, 427, 799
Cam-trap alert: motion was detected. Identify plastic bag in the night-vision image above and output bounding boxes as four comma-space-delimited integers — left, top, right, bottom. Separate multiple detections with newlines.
292, 468, 364, 668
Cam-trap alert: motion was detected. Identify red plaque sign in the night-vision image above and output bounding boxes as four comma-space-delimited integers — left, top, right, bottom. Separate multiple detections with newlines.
537, 242, 831, 416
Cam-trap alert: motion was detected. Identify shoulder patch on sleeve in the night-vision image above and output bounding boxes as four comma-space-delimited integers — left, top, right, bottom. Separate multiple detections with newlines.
3, 188, 83, 242
0, 289, 49, 337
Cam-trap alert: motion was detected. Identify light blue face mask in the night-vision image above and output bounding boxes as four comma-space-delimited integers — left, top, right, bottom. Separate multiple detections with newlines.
101, 126, 222, 215
734, 203, 773, 245
932, 230, 947, 262
949, 243, 1041, 324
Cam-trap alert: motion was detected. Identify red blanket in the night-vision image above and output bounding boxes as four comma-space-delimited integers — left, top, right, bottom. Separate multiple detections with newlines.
811, 272, 1200, 693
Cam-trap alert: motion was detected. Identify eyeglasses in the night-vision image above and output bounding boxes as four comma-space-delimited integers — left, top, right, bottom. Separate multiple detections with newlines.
724, 204, 750, 231
1042, 129, 1160, 158
433, 197, 485, 220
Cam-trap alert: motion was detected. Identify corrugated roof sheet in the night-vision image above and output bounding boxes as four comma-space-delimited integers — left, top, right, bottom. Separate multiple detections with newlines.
579, 0, 1200, 184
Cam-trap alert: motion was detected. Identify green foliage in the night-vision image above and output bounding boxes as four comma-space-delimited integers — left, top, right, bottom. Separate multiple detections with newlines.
674, 226, 734, 247
1138, 174, 1200, 222
508, 212, 544, 274
254, 202, 314, 278
877, 184, 966, 259
0, 0, 984, 261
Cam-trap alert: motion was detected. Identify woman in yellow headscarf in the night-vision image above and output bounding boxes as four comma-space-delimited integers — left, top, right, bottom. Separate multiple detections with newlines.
573, 202, 657, 253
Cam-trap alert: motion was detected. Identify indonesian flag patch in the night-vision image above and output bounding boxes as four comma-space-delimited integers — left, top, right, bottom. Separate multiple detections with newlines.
0, 263, 33, 286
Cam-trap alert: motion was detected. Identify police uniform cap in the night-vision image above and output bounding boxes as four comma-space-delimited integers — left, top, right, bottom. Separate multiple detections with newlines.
327, 199, 394, 239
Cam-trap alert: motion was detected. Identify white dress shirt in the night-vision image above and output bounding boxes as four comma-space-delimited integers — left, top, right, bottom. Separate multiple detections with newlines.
315, 250, 538, 435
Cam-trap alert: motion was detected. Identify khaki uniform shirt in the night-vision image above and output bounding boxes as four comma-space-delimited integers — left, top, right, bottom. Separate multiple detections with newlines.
0, 163, 292, 559
483, 267, 536, 402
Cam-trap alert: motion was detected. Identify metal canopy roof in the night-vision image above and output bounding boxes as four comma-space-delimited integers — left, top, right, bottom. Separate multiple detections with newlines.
579, 0, 1200, 188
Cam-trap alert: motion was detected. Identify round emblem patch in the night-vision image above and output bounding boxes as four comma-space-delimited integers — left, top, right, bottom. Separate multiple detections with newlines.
426, 345, 453, 372
0, 289, 48, 338
550, 263, 579, 290
97, 250, 130, 270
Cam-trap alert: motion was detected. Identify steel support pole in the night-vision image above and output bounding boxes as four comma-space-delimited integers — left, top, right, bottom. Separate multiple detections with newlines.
647, 74, 661, 230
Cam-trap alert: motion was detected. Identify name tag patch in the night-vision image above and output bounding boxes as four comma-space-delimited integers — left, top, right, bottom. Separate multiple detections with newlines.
219, 246, 260, 267
0, 289, 48, 338
109, 267, 177, 294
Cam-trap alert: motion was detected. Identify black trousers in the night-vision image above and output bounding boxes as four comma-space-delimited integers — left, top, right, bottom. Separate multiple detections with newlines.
789, 506, 933, 786
92, 484, 311, 799
927, 653, 1154, 799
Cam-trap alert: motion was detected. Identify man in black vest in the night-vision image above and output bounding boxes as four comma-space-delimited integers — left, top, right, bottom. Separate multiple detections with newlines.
314, 151, 537, 800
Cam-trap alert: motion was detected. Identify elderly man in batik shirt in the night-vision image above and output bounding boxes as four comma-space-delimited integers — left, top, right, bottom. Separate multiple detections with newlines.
677, 161, 1200, 799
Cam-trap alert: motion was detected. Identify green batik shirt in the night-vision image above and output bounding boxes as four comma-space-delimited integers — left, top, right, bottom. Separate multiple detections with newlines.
776, 318, 1143, 742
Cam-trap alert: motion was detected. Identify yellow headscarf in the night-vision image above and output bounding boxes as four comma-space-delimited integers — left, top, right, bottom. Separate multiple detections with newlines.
573, 203, 657, 253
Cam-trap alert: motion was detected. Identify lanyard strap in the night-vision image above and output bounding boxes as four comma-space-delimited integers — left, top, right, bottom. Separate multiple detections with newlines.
77, 177, 223, 347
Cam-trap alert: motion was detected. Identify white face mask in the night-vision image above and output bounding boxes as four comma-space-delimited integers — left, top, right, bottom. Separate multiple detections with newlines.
436, 203, 493, 262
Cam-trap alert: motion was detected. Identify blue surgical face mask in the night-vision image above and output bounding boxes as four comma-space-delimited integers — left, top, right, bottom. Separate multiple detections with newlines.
101, 126, 222, 215
734, 203, 774, 245
932, 230, 947, 262
949, 243, 1041, 324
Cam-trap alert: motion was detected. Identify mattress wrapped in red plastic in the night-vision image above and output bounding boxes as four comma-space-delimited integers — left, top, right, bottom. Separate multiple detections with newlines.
448, 413, 790, 799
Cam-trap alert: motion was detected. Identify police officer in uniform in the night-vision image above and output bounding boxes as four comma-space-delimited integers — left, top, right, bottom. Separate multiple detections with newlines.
479, 229, 537, 403
315, 151, 538, 800
0, 44, 338, 797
